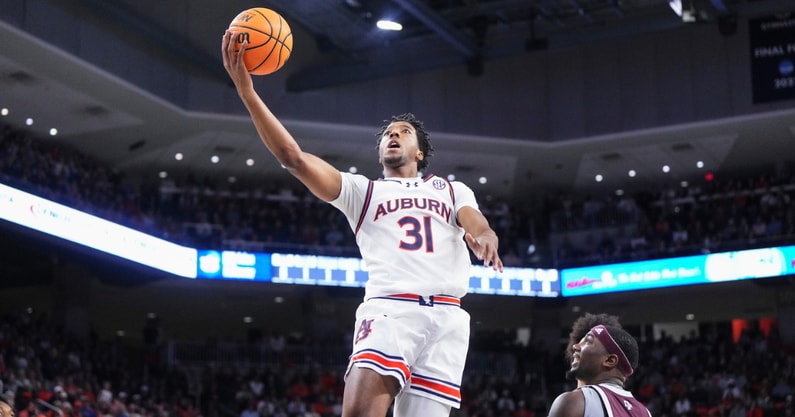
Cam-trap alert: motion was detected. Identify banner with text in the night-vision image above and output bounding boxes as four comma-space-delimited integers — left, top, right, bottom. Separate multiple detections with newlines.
561, 246, 795, 296
749, 11, 795, 103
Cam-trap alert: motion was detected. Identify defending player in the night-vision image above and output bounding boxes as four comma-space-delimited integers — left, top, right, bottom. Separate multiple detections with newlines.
548, 324, 651, 417
222, 31, 503, 417
565, 313, 623, 388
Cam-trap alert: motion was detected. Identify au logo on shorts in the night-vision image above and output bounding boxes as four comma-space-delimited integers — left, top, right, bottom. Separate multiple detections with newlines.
355, 318, 374, 344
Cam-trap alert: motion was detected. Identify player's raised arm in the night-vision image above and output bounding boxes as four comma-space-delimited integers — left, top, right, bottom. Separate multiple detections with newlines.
221, 30, 342, 202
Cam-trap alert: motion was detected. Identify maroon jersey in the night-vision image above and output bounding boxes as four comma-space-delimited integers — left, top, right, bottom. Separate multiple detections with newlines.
581, 383, 652, 417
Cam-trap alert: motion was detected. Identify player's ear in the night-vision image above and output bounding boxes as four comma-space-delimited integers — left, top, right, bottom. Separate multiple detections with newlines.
604, 353, 619, 369
417, 151, 424, 160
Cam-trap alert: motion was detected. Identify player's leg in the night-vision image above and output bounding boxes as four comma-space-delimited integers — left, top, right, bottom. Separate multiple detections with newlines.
399, 306, 470, 410
342, 365, 401, 417
342, 299, 423, 417
393, 391, 452, 417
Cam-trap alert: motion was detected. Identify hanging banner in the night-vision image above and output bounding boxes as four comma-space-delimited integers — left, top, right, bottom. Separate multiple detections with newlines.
749, 11, 795, 103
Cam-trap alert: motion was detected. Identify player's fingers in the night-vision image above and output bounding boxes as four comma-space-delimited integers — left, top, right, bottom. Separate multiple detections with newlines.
465, 234, 483, 257
481, 248, 495, 267
464, 233, 476, 247
493, 256, 504, 272
225, 32, 235, 54
222, 32, 238, 69
221, 32, 230, 61
482, 245, 502, 271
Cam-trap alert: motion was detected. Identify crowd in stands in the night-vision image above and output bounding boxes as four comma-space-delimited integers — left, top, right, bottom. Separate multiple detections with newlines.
0, 123, 527, 264
1, 308, 793, 417
0, 310, 197, 417
4, 122, 795, 270
545, 172, 795, 267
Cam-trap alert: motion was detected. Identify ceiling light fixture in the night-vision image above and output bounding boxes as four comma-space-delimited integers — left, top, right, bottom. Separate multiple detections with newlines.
668, 0, 682, 16
376, 19, 402, 31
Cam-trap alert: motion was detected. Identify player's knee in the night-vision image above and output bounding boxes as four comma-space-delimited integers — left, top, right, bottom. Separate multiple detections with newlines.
343, 367, 401, 417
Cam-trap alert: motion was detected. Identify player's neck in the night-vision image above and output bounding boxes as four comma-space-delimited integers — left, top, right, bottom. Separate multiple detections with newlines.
383, 166, 419, 179
590, 376, 625, 388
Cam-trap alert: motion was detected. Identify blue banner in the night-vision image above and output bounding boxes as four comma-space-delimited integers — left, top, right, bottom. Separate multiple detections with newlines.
561, 246, 795, 296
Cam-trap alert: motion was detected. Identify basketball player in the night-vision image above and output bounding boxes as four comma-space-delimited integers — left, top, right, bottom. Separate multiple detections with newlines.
222, 31, 503, 417
548, 324, 651, 417
565, 313, 623, 388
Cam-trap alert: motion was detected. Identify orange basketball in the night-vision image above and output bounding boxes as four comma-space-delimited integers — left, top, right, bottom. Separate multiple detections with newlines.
228, 7, 293, 75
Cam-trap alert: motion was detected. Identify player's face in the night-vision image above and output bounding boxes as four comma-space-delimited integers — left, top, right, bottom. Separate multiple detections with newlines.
567, 331, 608, 382
378, 121, 422, 169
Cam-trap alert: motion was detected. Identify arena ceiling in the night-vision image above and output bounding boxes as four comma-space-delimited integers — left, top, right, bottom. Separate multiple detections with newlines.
1, 0, 795, 201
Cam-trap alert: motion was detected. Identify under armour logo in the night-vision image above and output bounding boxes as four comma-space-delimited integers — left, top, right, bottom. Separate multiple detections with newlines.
623, 400, 633, 411
405, 181, 419, 188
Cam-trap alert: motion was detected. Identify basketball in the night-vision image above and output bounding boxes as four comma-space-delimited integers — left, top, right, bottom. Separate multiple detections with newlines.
228, 7, 293, 75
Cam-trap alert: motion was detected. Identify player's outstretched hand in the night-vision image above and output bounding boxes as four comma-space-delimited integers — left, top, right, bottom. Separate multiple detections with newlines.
222, 30, 253, 92
465, 232, 504, 272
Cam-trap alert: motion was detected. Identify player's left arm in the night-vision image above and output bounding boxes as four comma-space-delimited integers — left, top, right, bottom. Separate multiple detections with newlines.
458, 206, 503, 272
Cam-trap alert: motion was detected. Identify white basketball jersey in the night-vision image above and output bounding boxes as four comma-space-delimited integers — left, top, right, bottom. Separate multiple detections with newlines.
330, 172, 479, 300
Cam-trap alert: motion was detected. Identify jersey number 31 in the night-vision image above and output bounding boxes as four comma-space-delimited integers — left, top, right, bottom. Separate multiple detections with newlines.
398, 216, 434, 252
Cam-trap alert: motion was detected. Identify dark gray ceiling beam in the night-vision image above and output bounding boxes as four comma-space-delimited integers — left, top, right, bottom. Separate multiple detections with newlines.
77, 0, 228, 83
709, 0, 728, 13
569, 0, 594, 23
286, 11, 681, 92
391, 0, 479, 59
440, 0, 537, 21
285, 0, 793, 91
286, 50, 466, 92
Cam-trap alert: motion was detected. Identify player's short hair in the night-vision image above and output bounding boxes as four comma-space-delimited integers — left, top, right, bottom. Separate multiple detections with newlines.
603, 324, 639, 371
376, 113, 434, 171
566, 312, 622, 362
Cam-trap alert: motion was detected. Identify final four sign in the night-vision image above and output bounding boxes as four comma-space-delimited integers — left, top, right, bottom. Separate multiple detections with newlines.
749, 11, 795, 103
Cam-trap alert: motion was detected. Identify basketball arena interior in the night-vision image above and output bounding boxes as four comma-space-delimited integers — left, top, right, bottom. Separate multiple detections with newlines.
1, 1, 794, 416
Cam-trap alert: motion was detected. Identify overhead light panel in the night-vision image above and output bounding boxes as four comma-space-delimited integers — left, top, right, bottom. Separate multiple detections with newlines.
377, 19, 403, 31
668, 0, 682, 16
669, 0, 697, 22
